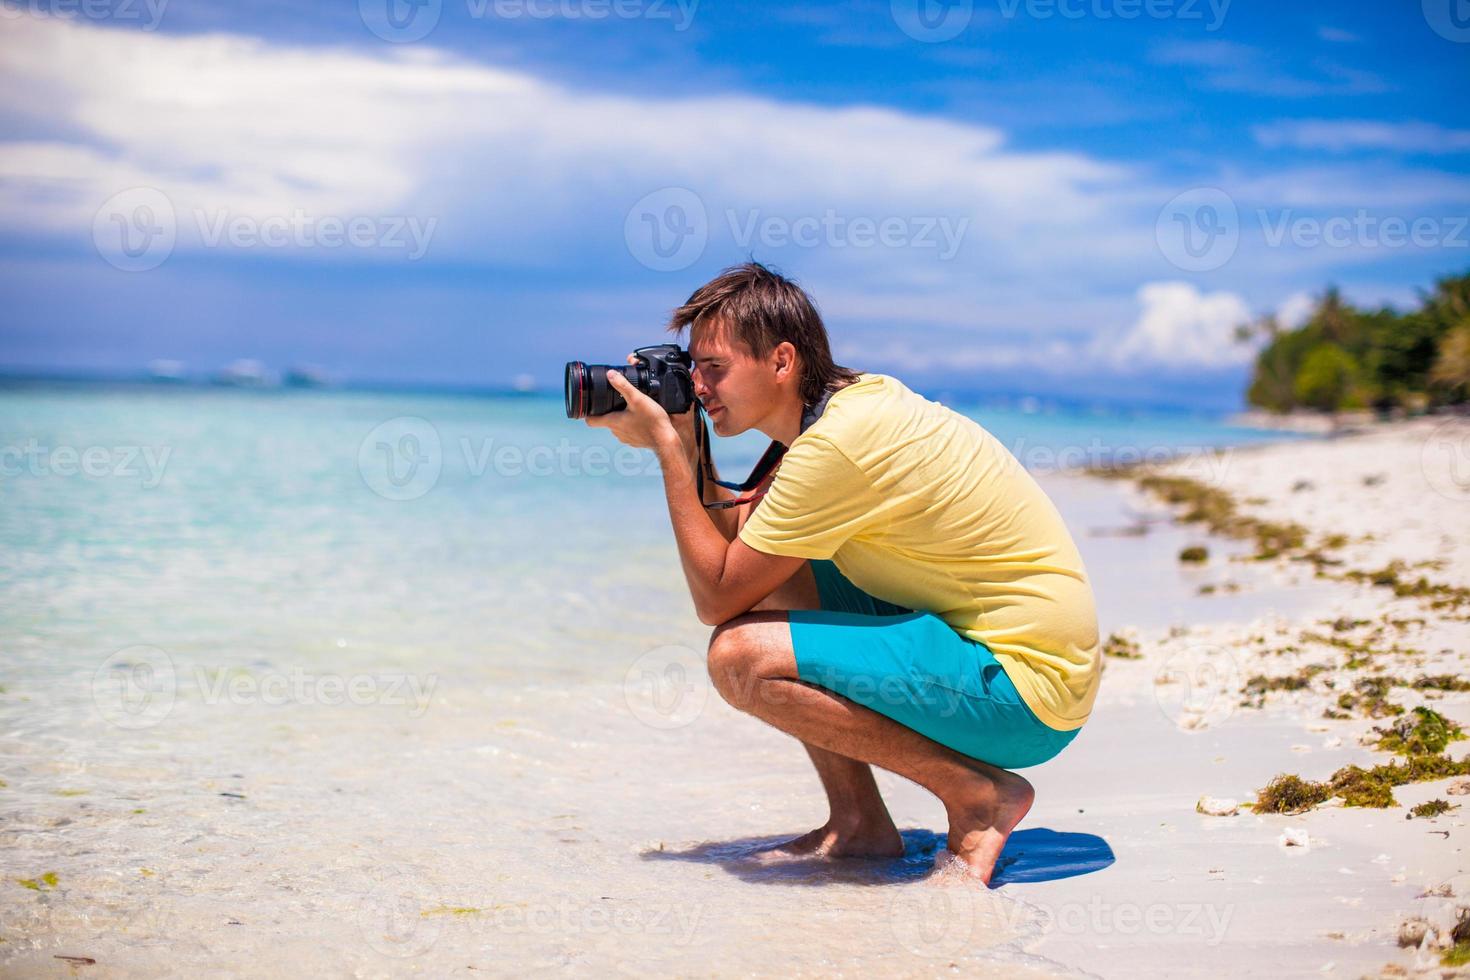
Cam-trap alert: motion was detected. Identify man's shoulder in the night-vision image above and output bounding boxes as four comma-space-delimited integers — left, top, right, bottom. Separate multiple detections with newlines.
807, 373, 911, 439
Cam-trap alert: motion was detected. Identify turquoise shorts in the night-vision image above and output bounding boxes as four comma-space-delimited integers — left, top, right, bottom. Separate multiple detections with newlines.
788, 560, 1080, 770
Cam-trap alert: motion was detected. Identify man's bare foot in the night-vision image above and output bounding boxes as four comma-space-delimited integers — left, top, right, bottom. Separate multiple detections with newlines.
755, 814, 904, 861
940, 767, 1035, 886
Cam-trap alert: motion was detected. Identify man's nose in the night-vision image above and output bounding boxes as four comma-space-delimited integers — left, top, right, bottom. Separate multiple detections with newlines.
692, 367, 710, 398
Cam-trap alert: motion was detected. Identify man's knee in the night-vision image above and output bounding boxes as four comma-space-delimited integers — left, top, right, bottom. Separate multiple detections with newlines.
707, 619, 754, 706
706, 614, 786, 709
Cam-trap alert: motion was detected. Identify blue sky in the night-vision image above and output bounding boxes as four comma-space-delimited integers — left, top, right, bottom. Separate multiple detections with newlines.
0, 0, 1467, 409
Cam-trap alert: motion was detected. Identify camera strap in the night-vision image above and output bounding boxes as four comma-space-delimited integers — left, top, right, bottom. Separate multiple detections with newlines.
694, 387, 835, 511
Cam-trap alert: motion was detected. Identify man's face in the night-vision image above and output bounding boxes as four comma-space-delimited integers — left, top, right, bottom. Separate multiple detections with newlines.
687, 321, 780, 437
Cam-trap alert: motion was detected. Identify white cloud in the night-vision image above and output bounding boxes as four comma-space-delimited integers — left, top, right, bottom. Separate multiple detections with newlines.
0, 13, 1132, 280
1096, 282, 1254, 370
1317, 27, 1360, 43
1276, 290, 1316, 330
1254, 119, 1470, 155
1152, 41, 1388, 97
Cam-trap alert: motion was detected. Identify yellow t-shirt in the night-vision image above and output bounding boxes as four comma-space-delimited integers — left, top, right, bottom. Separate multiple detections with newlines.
738, 373, 1100, 731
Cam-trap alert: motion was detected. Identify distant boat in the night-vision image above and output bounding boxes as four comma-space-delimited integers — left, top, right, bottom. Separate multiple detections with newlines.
214, 359, 271, 387
284, 364, 332, 388
148, 359, 187, 383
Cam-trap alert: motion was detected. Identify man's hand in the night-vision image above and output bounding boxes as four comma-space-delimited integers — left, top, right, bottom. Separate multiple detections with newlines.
583, 358, 680, 452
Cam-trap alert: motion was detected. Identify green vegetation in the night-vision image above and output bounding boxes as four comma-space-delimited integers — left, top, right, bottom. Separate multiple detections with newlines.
1374, 707, 1466, 756
1413, 674, 1470, 692
1179, 546, 1209, 563
1328, 676, 1405, 720
1128, 475, 1312, 562
1240, 664, 1330, 709
16, 872, 58, 891
1343, 561, 1470, 611
1244, 272, 1470, 414
1253, 774, 1332, 814
1409, 799, 1455, 819
1254, 703, 1470, 814
1254, 754, 1470, 813
1102, 632, 1142, 659
1444, 913, 1470, 966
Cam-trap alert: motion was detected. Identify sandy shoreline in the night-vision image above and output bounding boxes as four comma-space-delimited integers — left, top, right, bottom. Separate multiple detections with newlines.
1062, 414, 1470, 977
2, 415, 1468, 977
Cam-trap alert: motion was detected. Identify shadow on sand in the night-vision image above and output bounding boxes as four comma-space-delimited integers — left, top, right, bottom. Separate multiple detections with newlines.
641, 826, 1114, 887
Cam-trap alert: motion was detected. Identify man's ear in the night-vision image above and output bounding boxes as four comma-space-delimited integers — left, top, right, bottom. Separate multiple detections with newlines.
772, 341, 798, 382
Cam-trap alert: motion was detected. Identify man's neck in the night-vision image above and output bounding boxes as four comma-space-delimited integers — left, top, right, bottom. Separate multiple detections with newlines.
758, 398, 804, 448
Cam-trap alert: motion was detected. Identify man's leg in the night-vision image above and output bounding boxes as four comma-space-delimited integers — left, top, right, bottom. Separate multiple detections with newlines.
706, 611, 1035, 885
747, 562, 903, 859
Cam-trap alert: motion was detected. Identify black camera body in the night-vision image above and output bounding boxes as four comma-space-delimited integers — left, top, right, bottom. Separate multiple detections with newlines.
564, 344, 696, 420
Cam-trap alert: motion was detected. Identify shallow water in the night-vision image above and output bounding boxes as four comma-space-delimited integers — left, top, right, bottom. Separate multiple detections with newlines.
0, 384, 1333, 976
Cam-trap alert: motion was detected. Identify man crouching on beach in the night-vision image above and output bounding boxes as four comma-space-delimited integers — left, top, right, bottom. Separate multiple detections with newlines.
586, 262, 1100, 885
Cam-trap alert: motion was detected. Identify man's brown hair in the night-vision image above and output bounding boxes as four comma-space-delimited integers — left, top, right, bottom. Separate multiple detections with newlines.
666, 262, 860, 407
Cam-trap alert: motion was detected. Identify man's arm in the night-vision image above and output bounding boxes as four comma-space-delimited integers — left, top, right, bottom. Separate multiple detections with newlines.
672, 410, 754, 542
655, 434, 805, 626
681, 432, 740, 542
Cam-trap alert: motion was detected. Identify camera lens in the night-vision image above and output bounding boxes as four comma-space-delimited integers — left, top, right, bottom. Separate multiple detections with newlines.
564, 361, 590, 419
565, 362, 639, 418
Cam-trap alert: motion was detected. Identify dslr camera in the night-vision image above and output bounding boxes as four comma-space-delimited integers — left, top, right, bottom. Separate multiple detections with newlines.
564, 344, 695, 419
